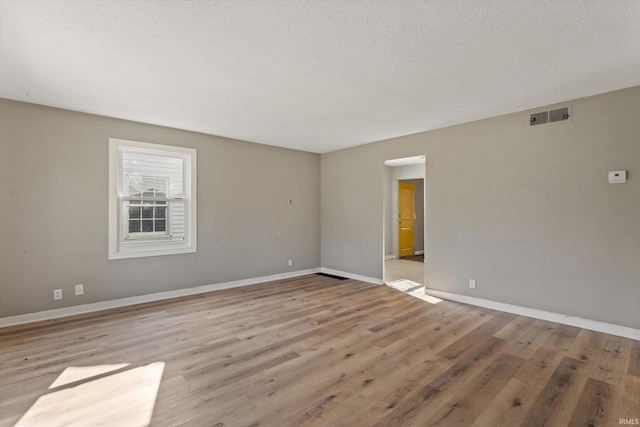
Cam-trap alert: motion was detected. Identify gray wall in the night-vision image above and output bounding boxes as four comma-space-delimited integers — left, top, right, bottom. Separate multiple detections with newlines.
322, 87, 640, 329
0, 99, 321, 317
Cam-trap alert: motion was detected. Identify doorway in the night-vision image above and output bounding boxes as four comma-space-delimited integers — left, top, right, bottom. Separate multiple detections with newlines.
383, 156, 426, 288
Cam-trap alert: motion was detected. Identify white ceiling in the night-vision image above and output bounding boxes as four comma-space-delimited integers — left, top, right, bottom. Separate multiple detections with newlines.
1, 1, 639, 154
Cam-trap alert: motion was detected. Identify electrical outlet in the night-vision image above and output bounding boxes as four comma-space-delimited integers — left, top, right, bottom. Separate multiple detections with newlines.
75, 284, 84, 295
288, 259, 293, 267
469, 279, 476, 289
53, 289, 62, 300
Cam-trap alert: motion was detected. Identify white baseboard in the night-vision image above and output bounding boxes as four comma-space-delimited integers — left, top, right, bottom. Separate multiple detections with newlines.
384, 255, 396, 260
423, 288, 640, 341
0, 268, 321, 328
414, 250, 424, 255
319, 268, 383, 285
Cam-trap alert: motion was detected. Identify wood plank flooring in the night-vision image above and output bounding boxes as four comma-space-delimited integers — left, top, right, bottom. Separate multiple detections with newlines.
0, 275, 638, 426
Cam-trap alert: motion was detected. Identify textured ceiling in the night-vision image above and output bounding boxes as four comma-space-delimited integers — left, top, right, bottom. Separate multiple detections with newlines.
1, 1, 639, 153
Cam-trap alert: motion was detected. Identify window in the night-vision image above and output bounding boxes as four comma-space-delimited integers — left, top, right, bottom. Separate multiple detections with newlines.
109, 138, 196, 259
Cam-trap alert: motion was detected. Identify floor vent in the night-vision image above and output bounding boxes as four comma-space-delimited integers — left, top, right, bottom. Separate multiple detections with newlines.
315, 273, 349, 281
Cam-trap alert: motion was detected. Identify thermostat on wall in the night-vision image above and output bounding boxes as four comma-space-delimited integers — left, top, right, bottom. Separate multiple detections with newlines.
608, 170, 627, 184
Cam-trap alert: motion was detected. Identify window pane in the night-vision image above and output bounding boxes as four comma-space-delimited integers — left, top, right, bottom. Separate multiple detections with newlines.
127, 175, 143, 197
129, 220, 141, 233
142, 207, 154, 218
129, 206, 141, 219
156, 220, 166, 232
141, 220, 154, 232
126, 173, 169, 199
152, 177, 167, 195
155, 207, 166, 218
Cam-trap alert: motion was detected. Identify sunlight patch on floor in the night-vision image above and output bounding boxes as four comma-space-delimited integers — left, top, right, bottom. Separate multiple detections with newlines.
16, 362, 164, 427
408, 288, 443, 304
386, 279, 421, 292
387, 279, 442, 304
49, 363, 130, 389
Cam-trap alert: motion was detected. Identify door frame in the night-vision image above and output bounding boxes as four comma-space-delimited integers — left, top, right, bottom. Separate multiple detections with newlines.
383, 156, 426, 282
398, 181, 415, 257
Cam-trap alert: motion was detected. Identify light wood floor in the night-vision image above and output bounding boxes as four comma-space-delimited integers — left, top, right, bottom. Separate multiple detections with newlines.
1, 275, 638, 426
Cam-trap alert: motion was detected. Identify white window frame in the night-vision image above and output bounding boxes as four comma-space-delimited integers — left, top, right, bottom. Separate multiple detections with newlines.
109, 138, 197, 259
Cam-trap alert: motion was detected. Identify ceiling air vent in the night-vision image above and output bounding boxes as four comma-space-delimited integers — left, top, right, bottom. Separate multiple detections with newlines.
530, 106, 570, 126
529, 111, 548, 126
549, 107, 570, 123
